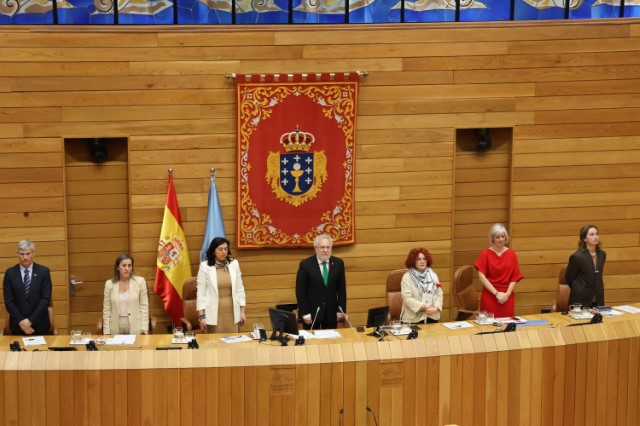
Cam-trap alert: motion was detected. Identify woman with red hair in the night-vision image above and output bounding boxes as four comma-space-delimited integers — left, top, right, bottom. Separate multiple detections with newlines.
400, 247, 443, 324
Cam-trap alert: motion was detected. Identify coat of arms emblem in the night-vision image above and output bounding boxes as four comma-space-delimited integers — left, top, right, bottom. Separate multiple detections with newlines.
157, 236, 187, 271
265, 126, 328, 207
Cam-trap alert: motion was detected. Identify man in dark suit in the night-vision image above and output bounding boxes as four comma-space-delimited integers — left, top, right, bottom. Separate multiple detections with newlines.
3, 240, 52, 335
296, 234, 347, 330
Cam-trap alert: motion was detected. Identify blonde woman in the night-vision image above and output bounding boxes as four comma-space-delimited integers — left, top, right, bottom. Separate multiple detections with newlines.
103, 253, 149, 335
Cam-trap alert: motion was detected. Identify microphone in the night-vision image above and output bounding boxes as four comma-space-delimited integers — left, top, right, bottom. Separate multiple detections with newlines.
366, 406, 379, 426
567, 312, 603, 327
309, 306, 321, 333
338, 305, 354, 329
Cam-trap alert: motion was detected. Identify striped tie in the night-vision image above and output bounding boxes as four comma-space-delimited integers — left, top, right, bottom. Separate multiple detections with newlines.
23, 268, 31, 296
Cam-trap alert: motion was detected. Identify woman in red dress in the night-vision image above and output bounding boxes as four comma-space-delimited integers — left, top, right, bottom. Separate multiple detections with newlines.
474, 223, 524, 317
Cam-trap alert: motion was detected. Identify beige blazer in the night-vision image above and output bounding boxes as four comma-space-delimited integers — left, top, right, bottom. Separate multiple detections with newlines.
196, 260, 246, 326
400, 269, 443, 323
103, 276, 149, 335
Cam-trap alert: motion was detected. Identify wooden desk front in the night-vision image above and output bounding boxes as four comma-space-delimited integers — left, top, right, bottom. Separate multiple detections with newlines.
2, 310, 640, 426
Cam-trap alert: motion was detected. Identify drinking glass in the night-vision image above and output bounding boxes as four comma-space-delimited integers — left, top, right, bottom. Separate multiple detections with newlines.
392, 318, 402, 330
253, 323, 264, 339
71, 330, 82, 344
173, 327, 184, 341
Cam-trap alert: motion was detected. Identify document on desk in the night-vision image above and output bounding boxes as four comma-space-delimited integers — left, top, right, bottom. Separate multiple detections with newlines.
615, 305, 640, 314
106, 335, 137, 345
311, 329, 342, 339
515, 319, 551, 327
600, 309, 623, 317
292, 330, 342, 339
496, 316, 527, 324
23, 336, 47, 346
220, 335, 252, 344
442, 321, 474, 330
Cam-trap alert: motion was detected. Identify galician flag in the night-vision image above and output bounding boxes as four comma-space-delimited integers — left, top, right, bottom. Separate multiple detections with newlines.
200, 171, 226, 262
154, 173, 192, 325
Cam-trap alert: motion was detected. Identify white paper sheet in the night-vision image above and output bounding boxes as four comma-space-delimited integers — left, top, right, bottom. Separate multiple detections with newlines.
220, 335, 252, 344
69, 338, 93, 345
22, 336, 47, 346
497, 316, 527, 324
290, 329, 342, 339
171, 337, 195, 344
614, 305, 640, 314
600, 309, 623, 317
442, 321, 474, 330
310, 329, 342, 338
106, 335, 137, 345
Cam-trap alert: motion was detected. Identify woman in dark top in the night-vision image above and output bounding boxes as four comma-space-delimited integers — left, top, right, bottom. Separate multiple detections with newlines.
565, 224, 606, 307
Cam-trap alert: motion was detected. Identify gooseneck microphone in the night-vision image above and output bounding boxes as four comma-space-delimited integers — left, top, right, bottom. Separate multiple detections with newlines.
366, 406, 379, 426
309, 306, 321, 332
338, 305, 354, 329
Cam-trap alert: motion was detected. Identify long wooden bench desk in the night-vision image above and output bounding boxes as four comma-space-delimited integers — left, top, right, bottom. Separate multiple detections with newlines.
2, 307, 640, 426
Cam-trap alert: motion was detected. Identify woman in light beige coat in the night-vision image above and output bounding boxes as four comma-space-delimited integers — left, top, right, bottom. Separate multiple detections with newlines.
103, 253, 149, 335
400, 247, 443, 324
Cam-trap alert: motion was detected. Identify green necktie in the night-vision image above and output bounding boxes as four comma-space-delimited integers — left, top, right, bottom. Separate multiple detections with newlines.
322, 261, 328, 286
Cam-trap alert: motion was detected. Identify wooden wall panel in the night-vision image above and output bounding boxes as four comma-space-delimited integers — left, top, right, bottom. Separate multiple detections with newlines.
1, 20, 640, 332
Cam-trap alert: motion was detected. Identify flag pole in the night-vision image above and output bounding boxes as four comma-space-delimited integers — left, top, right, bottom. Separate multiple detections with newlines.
155, 168, 191, 330
200, 167, 226, 262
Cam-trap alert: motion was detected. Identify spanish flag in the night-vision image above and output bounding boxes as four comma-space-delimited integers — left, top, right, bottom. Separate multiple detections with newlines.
154, 174, 191, 325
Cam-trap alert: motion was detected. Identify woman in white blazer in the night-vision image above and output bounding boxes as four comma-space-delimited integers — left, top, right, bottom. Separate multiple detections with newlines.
103, 253, 149, 335
197, 237, 246, 333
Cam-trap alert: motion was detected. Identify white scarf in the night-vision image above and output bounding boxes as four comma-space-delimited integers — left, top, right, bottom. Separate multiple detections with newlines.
409, 267, 436, 294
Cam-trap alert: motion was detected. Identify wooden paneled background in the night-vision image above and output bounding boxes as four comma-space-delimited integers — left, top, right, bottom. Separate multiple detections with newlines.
1, 21, 640, 333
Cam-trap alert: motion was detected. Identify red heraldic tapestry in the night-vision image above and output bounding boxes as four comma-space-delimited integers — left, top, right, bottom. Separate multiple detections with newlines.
236, 72, 360, 248
154, 174, 192, 324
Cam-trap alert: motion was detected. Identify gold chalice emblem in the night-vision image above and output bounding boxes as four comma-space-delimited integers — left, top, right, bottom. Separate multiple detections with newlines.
291, 163, 304, 193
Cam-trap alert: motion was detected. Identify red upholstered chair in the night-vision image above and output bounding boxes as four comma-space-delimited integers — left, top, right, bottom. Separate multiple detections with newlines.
386, 269, 407, 324
452, 265, 478, 321
552, 266, 571, 312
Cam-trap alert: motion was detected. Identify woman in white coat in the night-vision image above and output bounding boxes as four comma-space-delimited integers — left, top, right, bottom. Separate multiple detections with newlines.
103, 253, 149, 335
197, 237, 246, 333
400, 247, 443, 324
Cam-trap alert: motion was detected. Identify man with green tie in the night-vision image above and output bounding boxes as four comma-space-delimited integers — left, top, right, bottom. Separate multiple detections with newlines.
296, 234, 347, 330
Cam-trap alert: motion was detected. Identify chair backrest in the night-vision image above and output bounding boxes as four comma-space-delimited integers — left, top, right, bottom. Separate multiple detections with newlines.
3, 301, 57, 336
452, 265, 478, 320
181, 277, 201, 332
386, 269, 407, 324
554, 266, 571, 312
